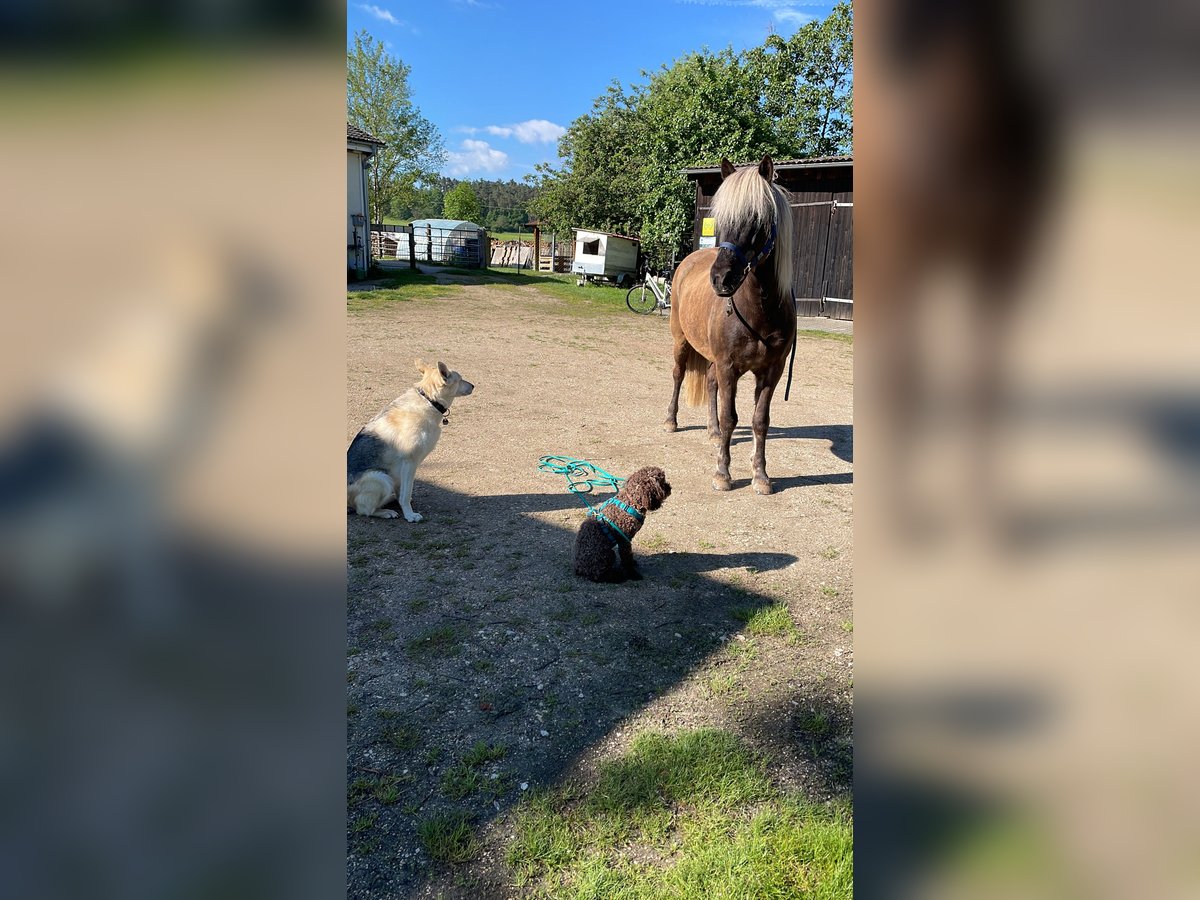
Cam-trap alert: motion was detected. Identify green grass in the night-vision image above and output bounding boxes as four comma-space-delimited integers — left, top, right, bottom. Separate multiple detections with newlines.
799, 328, 854, 344
346, 268, 456, 311
386, 726, 420, 751
731, 602, 798, 639
407, 625, 462, 658
418, 812, 481, 865
441, 763, 484, 800
505, 729, 852, 898
442, 742, 508, 799
640, 533, 668, 552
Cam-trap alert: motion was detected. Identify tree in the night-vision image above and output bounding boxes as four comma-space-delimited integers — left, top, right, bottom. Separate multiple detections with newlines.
528, 3, 853, 266
442, 182, 482, 223
746, 1, 853, 156
347, 30, 445, 224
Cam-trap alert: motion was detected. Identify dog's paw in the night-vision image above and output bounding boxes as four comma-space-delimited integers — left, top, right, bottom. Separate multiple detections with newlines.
375, 509, 399, 519
403, 511, 424, 523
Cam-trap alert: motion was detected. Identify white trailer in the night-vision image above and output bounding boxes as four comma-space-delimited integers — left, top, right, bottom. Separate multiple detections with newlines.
569, 228, 639, 285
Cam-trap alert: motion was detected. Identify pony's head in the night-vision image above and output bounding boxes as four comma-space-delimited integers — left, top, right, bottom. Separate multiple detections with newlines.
709, 156, 793, 298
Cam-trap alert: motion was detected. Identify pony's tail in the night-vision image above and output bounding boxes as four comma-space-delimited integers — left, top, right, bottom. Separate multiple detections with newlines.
682, 347, 708, 408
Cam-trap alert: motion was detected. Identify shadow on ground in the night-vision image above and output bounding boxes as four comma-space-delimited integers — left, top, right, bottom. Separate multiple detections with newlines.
671, 422, 853, 464
346, 482, 830, 898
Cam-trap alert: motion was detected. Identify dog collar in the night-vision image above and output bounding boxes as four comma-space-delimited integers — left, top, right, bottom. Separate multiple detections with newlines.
417, 388, 449, 424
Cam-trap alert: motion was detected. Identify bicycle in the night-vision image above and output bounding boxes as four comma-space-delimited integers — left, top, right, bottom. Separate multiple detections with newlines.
626, 268, 672, 315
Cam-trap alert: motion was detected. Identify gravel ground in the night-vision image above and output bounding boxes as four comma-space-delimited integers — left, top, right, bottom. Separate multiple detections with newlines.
346, 281, 853, 898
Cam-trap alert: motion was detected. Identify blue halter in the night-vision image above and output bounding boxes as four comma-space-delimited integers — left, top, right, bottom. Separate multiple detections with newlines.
716, 221, 777, 275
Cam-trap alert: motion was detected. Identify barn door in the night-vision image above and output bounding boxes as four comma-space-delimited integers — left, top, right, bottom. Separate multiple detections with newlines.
821, 194, 853, 319
791, 198, 833, 317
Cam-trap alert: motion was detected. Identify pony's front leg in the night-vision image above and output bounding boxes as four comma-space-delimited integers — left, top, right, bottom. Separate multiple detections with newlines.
712, 364, 738, 491
750, 367, 784, 495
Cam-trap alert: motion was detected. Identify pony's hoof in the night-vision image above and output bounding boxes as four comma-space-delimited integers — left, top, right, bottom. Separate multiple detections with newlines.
663, 420, 678, 433
712, 475, 733, 492
752, 478, 774, 496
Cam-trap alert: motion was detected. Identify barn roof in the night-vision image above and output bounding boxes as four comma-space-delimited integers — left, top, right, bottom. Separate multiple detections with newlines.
681, 155, 852, 175
347, 123, 385, 146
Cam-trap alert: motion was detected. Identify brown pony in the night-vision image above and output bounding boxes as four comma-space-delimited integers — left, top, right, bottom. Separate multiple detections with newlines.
664, 156, 796, 494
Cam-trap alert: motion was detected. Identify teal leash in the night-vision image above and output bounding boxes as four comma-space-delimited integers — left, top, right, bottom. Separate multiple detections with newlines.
537, 455, 643, 543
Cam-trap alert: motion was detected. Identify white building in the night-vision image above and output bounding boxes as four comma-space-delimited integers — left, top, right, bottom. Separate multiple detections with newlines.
347, 124, 385, 278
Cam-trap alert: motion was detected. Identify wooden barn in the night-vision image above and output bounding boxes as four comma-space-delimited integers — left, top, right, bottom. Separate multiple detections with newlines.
682, 156, 853, 319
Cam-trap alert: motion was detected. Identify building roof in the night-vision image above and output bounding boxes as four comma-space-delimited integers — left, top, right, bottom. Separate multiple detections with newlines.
347, 123, 385, 146
410, 218, 482, 231
681, 154, 852, 175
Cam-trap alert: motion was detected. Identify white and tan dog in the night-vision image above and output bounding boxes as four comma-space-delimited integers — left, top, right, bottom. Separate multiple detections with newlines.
347, 360, 474, 521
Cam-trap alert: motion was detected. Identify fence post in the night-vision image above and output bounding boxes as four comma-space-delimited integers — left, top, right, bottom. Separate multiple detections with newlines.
407, 227, 416, 270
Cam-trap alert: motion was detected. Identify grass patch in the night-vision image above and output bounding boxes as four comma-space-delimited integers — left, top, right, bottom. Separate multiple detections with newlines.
731, 601, 798, 639
442, 741, 507, 798
640, 533, 668, 552
707, 671, 740, 696
385, 726, 420, 751
407, 625, 462, 658
462, 741, 507, 767
799, 328, 854, 344
418, 812, 481, 865
441, 763, 483, 800
478, 271, 630, 317
347, 269, 457, 312
819, 546, 842, 561
505, 729, 852, 897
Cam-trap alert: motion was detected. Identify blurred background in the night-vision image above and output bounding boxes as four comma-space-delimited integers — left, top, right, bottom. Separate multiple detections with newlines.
856, 0, 1200, 897
2, 0, 1198, 897
0, 2, 346, 898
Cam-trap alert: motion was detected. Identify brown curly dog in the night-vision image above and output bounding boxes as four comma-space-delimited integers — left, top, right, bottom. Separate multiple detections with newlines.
573, 466, 671, 583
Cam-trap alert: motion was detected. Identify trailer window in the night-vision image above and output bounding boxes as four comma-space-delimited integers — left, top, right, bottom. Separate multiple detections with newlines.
582, 238, 600, 255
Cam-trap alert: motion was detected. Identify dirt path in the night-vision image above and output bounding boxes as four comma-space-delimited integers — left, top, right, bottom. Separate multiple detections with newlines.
347, 283, 853, 898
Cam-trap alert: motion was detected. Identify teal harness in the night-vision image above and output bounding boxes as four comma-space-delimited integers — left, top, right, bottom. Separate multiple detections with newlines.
537, 455, 644, 544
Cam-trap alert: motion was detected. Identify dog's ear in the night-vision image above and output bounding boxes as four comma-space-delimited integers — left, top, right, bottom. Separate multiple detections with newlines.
437, 361, 450, 379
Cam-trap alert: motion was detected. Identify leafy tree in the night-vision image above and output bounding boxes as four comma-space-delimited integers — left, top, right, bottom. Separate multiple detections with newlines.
746, 1, 853, 156
347, 30, 445, 224
442, 182, 482, 223
529, 3, 853, 266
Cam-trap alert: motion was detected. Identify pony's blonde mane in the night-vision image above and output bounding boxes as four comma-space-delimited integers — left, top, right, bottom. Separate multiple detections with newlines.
710, 164, 794, 299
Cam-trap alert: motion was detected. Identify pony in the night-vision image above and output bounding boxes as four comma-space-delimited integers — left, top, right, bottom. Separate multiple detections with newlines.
664, 155, 796, 494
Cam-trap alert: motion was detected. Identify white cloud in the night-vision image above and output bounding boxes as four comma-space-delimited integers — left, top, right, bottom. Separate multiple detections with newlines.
445, 139, 510, 176
774, 8, 815, 25
484, 119, 566, 144
357, 4, 403, 26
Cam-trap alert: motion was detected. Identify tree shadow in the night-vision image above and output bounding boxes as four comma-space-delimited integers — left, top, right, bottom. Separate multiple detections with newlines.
346, 483, 827, 898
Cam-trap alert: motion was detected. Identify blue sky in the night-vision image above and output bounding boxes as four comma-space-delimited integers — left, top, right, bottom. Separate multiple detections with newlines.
347, 0, 836, 182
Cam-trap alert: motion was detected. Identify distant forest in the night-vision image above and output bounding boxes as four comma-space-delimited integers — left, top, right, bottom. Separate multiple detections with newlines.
388, 177, 536, 231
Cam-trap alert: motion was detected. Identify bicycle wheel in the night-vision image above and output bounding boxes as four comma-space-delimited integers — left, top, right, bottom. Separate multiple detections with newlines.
626, 282, 656, 314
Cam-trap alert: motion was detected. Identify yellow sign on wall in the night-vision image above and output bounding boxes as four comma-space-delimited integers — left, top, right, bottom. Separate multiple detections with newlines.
701, 217, 715, 237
